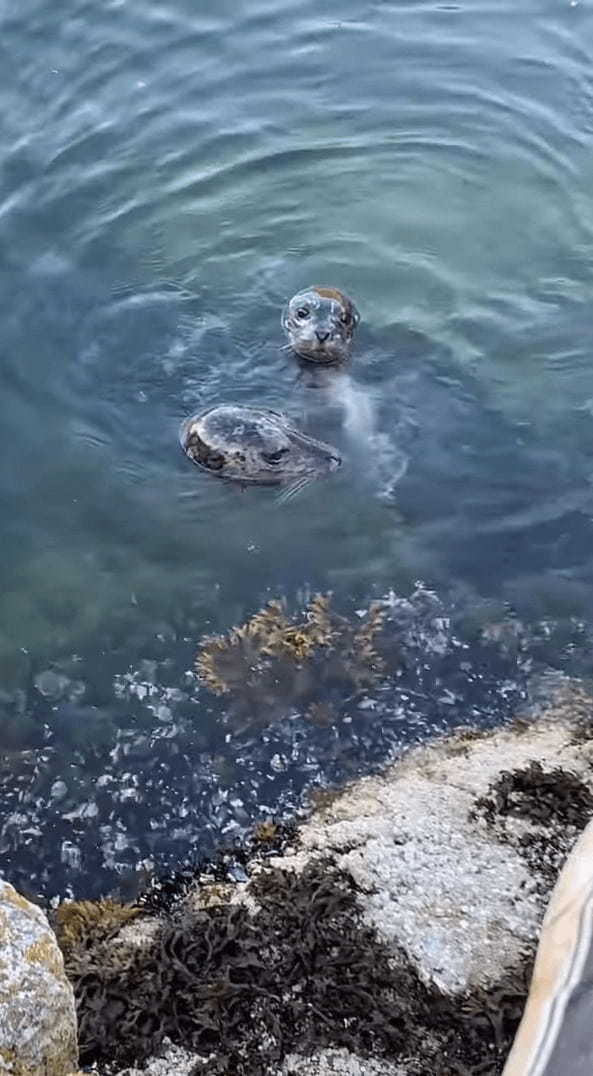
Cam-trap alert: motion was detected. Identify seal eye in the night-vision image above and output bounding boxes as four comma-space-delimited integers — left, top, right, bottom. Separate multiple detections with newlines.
296, 307, 310, 320
263, 448, 290, 465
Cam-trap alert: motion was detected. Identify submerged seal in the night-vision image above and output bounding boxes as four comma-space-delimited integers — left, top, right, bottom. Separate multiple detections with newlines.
282, 286, 360, 364
180, 404, 341, 497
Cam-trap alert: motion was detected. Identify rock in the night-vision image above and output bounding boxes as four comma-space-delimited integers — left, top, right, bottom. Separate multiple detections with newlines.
274, 679, 593, 994
115, 1039, 205, 1074
34, 669, 71, 699
0, 879, 78, 1075
66, 678, 593, 1075
281, 732, 541, 992
282, 1050, 406, 1074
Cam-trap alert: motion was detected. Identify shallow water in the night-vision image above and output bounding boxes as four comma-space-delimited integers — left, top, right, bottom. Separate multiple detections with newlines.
2, 0, 593, 896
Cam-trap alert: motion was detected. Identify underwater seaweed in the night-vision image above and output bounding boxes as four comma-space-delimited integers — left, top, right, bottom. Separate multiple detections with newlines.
194, 594, 387, 728
253, 819, 281, 844
135, 818, 299, 916
305, 701, 337, 728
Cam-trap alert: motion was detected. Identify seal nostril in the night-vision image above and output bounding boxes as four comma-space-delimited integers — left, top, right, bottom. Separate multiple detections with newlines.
316, 331, 330, 343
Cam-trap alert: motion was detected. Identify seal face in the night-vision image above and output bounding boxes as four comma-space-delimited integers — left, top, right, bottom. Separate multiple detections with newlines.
282, 286, 360, 364
180, 405, 341, 494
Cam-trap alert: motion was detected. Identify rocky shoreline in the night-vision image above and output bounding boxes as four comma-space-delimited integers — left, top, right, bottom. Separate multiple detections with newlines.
4, 584, 589, 908
3, 673, 592, 1075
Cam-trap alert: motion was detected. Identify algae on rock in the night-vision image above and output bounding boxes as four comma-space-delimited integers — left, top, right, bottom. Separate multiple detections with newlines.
52, 897, 141, 961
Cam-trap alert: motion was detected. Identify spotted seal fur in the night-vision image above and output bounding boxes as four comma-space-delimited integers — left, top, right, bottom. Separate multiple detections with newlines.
282, 286, 360, 364
180, 404, 341, 498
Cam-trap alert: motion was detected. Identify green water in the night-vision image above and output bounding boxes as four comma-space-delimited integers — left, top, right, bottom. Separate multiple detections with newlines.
2, 0, 593, 896
3, 0, 593, 673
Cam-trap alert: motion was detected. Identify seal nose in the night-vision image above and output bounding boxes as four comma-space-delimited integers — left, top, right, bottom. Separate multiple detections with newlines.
316, 330, 330, 343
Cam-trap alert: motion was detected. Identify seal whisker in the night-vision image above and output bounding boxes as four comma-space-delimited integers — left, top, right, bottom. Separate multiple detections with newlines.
276, 475, 312, 505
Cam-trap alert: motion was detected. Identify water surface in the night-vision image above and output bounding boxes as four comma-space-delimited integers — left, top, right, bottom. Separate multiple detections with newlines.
2, 0, 593, 896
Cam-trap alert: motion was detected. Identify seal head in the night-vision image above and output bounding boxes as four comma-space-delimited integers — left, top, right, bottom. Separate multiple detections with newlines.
180, 404, 341, 497
282, 286, 360, 364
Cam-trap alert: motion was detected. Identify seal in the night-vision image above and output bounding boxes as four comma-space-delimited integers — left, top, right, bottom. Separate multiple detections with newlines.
180, 404, 341, 500
282, 286, 360, 364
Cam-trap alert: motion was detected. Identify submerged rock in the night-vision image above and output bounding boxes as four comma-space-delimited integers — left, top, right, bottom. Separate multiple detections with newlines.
34, 670, 73, 701
0, 879, 78, 1075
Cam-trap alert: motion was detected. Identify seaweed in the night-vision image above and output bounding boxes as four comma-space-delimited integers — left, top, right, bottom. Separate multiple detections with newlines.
135, 820, 298, 916
194, 594, 387, 729
253, 819, 281, 844
473, 761, 593, 831
52, 898, 142, 960
61, 861, 531, 1076
471, 761, 593, 887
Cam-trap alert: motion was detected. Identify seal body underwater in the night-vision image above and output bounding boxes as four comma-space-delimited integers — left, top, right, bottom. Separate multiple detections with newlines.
180, 404, 341, 499
282, 286, 360, 364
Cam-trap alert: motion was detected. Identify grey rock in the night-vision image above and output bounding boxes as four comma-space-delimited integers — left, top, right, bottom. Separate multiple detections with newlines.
115, 1039, 205, 1075
282, 704, 591, 994
282, 1050, 406, 1074
0, 879, 78, 1075
60, 841, 82, 871
34, 670, 71, 700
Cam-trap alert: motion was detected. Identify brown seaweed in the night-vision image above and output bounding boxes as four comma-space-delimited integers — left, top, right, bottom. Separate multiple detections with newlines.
473, 761, 593, 831
472, 761, 593, 886
194, 594, 387, 728
61, 861, 531, 1076
52, 898, 141, 960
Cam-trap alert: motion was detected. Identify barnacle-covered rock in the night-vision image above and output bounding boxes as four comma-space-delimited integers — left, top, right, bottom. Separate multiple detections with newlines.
0, 879, 78, 1075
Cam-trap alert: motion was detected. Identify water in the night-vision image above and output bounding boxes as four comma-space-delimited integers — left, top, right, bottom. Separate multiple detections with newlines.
2, 0, 593, 897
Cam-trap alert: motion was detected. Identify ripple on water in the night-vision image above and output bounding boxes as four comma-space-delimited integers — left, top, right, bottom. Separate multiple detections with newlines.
0, 0, 593, 704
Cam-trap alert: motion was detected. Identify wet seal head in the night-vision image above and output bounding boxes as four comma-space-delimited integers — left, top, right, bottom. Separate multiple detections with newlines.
180, 404, 341, 500
282, 286, 360, 364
